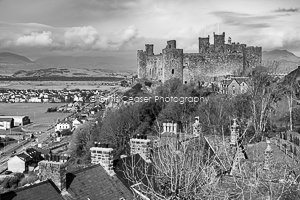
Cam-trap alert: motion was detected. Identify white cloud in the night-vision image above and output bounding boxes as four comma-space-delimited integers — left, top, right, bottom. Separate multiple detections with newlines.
164, 26, 202, 40
250, 27, 300, 50
64, 26, 99, 49
1, 23, 144, 52
15, 31, 53, 46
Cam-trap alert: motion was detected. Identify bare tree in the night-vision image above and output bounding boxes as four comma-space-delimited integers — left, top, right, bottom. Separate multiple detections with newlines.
248, 65, 280, 142
119, 135, 230, 200
120, 132, 300, 199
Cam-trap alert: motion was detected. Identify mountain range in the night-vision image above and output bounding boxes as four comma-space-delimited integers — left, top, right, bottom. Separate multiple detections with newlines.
262, 49, 300, 74
0, 50, 299, 77
0, 52, 136, 76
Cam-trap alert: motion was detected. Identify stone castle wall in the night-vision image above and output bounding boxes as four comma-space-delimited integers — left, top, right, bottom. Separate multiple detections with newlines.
137, 32, 262, 83
183, 53, 244, 83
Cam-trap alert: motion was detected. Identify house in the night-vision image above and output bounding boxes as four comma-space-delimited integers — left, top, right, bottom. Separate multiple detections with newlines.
72, 118, 84, 129
65, 164, 134, 200
26, 148, 42, 163
55, 120, 72, 132
0, 116, 30, 126
220, 77, 249, 95
7, 152, 32, 173
0, 180, 65, 200
11, 159, 134, 200
0, 118, 14, 130
33, 147, 51, 159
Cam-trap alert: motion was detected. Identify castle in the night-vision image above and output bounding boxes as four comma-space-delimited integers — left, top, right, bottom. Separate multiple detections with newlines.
137, 32, 262, 84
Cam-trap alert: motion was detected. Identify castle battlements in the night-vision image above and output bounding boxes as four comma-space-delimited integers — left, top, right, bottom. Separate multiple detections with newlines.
137, 32, 262, 84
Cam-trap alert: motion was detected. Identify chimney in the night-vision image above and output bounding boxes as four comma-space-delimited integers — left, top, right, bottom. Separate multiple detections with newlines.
38, 160, 67, 191
193, 116, 201, 135
230, 119, 239, 146
163, 123, 166, 132
174, 123, 177, 134
90, 142, 115, 176
263, 140, 273, 170
130, 135, 151, 162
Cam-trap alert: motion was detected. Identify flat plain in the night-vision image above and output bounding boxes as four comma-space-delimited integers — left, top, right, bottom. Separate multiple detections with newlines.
0, 81, 118, 90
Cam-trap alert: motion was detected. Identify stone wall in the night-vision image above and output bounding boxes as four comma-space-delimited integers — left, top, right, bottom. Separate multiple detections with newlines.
145, 54, 163, 81
183, 53, 244, 82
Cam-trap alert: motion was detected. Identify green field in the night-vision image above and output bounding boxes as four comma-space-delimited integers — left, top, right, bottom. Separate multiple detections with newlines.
0, 103, 71, 133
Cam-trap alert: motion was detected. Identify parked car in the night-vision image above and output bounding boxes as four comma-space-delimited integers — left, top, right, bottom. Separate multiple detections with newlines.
4, 171, 12, 175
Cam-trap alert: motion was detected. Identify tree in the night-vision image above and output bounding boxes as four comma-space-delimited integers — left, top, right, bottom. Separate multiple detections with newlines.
98, 105, 140, 157
68, 122, 95, 164
121, 135, 300, 199
121, 136, 226, 199
247, 66, 280, 142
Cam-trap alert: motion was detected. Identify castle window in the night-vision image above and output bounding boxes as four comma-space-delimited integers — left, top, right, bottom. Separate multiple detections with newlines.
171, 69, 174, 74
185, 81, 187, 84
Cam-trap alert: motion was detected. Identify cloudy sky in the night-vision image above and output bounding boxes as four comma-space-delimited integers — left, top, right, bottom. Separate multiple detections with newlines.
0, 0, 300, 60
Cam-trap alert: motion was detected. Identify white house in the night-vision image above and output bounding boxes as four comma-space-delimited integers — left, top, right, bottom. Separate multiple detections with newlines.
55, 121, 72, 132
72, 118, 85, 129
0, 118, 14, 130
7, 152, 32, 173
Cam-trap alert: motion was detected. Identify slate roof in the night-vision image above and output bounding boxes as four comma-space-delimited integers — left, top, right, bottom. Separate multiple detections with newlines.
65, 164, 133, 200
16, 152, 32, 161
33, 147, 51, 155
0, 118, 13, 122
0, 180, 64, 200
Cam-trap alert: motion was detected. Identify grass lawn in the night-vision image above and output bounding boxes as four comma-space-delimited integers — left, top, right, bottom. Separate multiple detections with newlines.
0, 103, 71, 132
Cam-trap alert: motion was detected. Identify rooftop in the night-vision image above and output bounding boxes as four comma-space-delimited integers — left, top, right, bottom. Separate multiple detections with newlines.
65, 164, 134, 200
0, 180, 64, 200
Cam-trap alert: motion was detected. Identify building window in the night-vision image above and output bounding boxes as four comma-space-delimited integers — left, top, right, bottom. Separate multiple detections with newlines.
185, 81, 187, 84
172, 69, 174, 74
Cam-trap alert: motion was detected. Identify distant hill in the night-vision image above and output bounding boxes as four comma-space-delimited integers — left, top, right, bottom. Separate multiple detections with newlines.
35, 55, 136, 71
0, 52, 34, 64
0, 52, 42, 75
262, 49, 300, 74
263, 49, 300, 62
0, 52, 136, 76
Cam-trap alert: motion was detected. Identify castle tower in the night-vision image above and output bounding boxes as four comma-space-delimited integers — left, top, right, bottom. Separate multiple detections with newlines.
162, 40, 183, 83
198, 36, 210, 54
263, 140, 273, 170
38, 160, 67, 191
228, 37, 232, 44
214, 32, 225, 53
90, 142, 115, 175
166, 40, 176, 49
130, 135, 151, 162
230, 119, 239, 146
137, 50, 147, 79
145, 44, 154, 56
